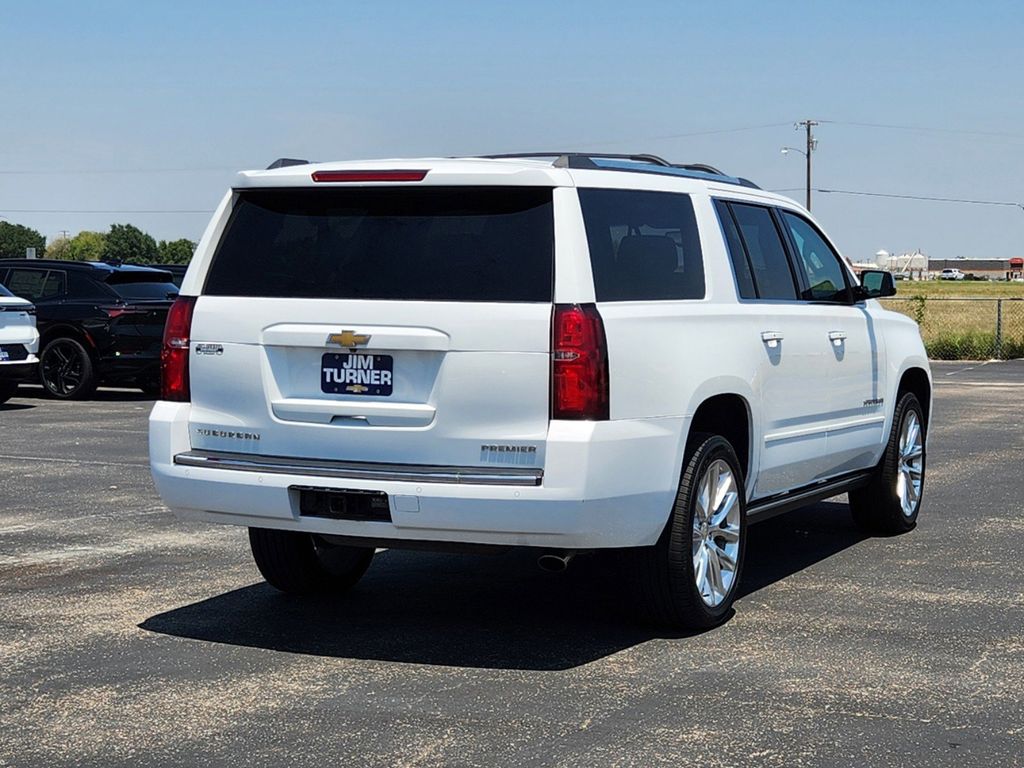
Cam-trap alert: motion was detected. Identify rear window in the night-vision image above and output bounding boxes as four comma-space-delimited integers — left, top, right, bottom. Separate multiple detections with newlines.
102, 271, 177, 301
108, 281, 179, 300
204, 187, 554, 302
578, 188, 705, 301
0, 282, 13, 298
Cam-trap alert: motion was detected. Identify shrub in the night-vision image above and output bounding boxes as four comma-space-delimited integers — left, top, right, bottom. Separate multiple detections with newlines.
926, 331, 996, 360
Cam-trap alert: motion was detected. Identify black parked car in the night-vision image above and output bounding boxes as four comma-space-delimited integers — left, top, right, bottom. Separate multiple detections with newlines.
0, 260, 178, 399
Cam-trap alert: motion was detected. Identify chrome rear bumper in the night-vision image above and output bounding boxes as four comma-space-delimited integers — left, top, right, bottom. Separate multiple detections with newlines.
173, 449, 544, 487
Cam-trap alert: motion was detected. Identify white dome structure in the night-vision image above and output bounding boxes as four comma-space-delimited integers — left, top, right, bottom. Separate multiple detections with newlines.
869, 249, 927, 276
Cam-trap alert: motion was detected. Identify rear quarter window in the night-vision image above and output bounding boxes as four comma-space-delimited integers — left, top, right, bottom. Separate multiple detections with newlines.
578, 188, 705, 301
203, 187, 554, 302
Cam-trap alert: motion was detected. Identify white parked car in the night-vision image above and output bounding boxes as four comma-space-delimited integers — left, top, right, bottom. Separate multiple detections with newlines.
150, 153, 931, 628
0, 282, 39, 404
939, 268, 966, 280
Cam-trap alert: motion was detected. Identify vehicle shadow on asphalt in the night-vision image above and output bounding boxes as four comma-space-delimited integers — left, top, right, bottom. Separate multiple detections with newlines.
13, 385, 154, 403
140, 501, 863, 671
0, 402, 35, 412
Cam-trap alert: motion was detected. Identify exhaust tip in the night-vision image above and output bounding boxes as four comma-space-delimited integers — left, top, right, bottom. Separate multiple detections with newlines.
537, 553, 574, 573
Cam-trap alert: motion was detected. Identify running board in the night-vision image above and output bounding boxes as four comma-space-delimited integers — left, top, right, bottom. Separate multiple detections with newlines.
746, 471, 873, 524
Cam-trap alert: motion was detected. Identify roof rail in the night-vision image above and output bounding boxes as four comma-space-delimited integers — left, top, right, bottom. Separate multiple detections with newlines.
476, 152, 760, 189
479, 152, 673, 168
266, 158, 310, 170
676, 162, 725, 175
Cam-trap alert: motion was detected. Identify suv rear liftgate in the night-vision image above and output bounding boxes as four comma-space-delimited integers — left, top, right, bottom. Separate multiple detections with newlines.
179, 185, 557, 478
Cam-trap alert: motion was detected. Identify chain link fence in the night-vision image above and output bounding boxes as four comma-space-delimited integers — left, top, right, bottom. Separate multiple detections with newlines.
880, 297, 1024, 360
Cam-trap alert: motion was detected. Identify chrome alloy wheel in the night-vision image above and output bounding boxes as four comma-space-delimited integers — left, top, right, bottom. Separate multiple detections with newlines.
692, 459, 741, 607
897, 410, 924, 517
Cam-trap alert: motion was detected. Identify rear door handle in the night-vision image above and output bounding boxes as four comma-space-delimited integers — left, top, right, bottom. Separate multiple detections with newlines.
828, 330, 847, 346
761, 331, 783, 348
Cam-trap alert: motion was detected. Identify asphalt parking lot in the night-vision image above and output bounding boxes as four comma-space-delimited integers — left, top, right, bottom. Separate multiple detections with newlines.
1, 361, 1022, 768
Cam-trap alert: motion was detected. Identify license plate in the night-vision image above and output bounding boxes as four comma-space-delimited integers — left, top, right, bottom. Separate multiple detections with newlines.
321, 353, 393, 396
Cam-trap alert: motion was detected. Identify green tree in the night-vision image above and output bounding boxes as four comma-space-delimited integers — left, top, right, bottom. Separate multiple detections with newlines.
157, 238, 196, 265
103, 223, 158, 264
67, 231, 107, 262
0, 221, 46, 259
47, 237, 73, 260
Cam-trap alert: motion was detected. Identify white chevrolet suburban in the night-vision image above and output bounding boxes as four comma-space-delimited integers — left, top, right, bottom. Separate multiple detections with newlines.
150, 153, 931, 629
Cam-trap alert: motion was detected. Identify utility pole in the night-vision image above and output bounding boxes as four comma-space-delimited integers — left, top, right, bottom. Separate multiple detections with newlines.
796, 119, 818, 210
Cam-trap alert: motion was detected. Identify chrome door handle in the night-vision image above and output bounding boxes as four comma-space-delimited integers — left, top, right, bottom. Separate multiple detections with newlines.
828, 330, 847, 346
761, 331, 783, 348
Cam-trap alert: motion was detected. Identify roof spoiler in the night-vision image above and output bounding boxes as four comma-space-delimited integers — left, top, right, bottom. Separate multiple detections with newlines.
266, 158, 311, 170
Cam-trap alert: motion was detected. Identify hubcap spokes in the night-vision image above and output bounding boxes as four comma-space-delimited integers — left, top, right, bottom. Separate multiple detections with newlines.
42, 342, 83, 395
692, 459, 741, 607
897, 411, 924, 517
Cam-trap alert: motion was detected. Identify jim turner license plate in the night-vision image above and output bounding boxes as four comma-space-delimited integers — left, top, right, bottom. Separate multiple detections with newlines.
321, 353, 394, 396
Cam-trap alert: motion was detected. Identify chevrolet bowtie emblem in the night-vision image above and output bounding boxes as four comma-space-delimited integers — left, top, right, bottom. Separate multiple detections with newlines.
346, 384, 369, 394
327, 330, 371, 348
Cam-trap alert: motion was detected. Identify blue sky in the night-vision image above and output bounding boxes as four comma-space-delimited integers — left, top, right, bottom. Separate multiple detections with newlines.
2, 0, 1023, 260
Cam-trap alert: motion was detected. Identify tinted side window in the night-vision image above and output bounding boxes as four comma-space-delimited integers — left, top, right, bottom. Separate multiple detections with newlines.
6, 269, 49, 301
780, 212, 850, 302
42, 271, 66, 299
578, 189, 705, 301
729, 204, 797, 300
68, 272, 117, 301
714, 200, 757, 299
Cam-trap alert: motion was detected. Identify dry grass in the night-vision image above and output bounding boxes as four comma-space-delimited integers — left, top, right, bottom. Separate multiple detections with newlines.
880, 293, 1024, 359
891, 280, 1024, 298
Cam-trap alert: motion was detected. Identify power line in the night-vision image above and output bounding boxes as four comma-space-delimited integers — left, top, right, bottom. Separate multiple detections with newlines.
3, 126, 800, 174
0, 208, 213, 214
569, 121, 795, 149
0, 167, 239, 175
641, 122, 795, 140
815, 188, 1024, 210
818, 120, 1024, 140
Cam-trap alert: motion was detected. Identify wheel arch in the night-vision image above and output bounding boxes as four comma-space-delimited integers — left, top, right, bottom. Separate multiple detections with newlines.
685, 390, 754, 486
39, 323, 97, 355
897, 365, 932, 428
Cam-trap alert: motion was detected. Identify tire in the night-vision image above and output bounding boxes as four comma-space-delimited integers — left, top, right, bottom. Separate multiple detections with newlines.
631, 433, 747, 630
849, 392, 925, 535
248, 527, 374, 595
0, 380, 18, 404
39, 337, 97, 400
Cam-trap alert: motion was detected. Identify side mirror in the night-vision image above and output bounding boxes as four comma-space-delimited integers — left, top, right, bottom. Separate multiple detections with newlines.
856, 270, 896, 300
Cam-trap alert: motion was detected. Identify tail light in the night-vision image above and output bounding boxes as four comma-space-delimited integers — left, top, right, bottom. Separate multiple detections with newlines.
551, 304, 609, 420
161, 296, 196, 402
101, 306, 144, 319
